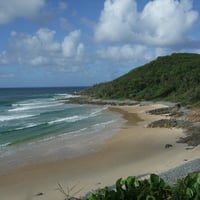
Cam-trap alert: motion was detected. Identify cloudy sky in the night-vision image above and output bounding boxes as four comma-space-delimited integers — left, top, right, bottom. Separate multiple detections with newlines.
0, 0, 200, 87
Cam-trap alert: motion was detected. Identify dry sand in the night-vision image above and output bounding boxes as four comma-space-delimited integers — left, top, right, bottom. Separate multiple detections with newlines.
0, 104, 200, 200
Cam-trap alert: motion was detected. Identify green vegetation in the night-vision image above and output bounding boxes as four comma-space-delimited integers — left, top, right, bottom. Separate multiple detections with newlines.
85, 173, 200, 200
83, 53, 200, 105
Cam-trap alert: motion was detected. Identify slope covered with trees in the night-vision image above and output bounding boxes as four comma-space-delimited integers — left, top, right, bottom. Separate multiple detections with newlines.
83, 53, 200, 105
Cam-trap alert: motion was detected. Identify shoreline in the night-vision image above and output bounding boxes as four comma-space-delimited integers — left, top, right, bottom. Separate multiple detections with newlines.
0, 106, 124, 173
0, 104, 200, 199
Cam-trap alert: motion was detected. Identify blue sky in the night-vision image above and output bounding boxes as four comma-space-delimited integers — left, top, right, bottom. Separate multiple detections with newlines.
0, 0, 200, 87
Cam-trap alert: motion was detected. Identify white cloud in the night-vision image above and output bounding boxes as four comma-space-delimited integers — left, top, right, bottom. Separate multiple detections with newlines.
95, 0, 138, 42
30, 56, 49, 66
98, 45, 142, 61
62, 30, 84, 59
140, 0, 198, 46
9, 28, 60, 59
95, 0, 198, 47
0, 29, 85, 71
0, 0, 45, 24
76, 43, 85, 60
36, 29, 61, 52
98, 44, 167, 64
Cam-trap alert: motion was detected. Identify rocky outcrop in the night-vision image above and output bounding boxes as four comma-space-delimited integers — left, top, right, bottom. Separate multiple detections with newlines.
147, 118, 192, 129
148, 119, 180, 128
147, 104, 182, 116
178, 124, 200, 146
65, 96, 139, 106
147, 106, 200, 146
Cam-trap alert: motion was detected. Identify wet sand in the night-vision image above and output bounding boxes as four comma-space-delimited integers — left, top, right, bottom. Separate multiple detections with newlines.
0, 104, 199, 200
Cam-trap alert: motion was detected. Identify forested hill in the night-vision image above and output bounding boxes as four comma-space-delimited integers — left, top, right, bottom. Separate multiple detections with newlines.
82, 53, 200, 105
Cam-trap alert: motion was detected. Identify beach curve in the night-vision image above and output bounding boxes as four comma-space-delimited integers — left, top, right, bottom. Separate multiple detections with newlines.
0, 104, 199, 200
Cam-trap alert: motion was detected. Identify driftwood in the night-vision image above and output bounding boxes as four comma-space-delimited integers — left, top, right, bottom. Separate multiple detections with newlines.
57, 182, 82, 200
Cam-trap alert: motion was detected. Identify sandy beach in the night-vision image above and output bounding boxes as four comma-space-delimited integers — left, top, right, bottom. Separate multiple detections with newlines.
0, 104, 200, 200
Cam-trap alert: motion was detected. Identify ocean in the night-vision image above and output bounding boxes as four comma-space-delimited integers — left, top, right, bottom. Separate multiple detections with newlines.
0, 87, 123, 164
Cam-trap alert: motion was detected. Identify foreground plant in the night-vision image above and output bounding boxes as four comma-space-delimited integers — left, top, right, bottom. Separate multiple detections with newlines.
84, 173, 200, 200
172, 172, 200, 200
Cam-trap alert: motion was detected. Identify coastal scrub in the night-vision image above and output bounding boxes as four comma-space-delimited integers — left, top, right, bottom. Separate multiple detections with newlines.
85, 173, 200, 200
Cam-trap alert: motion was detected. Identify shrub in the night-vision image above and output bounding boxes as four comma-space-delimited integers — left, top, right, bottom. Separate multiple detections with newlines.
85, 173, 200, 200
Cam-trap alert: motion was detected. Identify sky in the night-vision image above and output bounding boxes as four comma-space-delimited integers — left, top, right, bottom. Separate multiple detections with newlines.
0, 0, 200, 88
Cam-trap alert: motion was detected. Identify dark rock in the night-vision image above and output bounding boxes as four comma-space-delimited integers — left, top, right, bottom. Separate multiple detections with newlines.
35, 192, 43, 196
165, 144, 173, 148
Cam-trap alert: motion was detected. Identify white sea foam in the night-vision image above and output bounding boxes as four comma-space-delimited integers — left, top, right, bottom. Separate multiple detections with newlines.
48, 115, 81, 124
9, 103, 63, 112
13, 101, 46, 107
0, 114, 34, 122
0, 142, 11, 148
92, 120, 116, 128
89, 107, 107, 117
15, 123, 42, 130
48, 107, 105, 125
54, 93, 80, 100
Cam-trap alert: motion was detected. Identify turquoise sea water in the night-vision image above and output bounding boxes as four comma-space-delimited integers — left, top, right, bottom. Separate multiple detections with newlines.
0, 87, 121, 149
